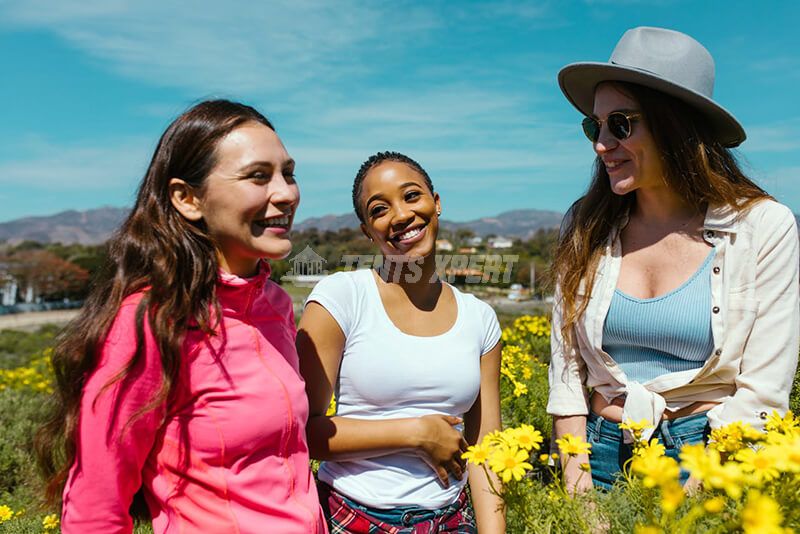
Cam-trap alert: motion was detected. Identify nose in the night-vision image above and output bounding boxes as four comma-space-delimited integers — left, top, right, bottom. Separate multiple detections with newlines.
593, 124, 618, 155
269, 173, 299, 207
390, 202, 414, 229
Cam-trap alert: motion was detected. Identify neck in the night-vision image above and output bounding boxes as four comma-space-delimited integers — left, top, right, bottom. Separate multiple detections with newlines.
376, 252, 441, 304
217, 253, 260, 279
632, 183, 700, 225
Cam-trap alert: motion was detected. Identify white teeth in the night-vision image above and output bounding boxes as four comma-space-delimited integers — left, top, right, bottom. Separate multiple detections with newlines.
258, 215, 290, 227
397, 227, 422, 241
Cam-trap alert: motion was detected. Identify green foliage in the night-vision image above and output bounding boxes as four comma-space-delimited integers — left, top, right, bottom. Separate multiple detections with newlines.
791, 363, 800, 415
0, 389, 48, 504
0, 326, 60, 369
2, 319, 800, 533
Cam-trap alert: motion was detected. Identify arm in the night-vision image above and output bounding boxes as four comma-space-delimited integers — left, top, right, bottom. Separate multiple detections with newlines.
61, 302, 165, 534
708, 204, 800, 430
297, 301, 466, 486
464, 342, 505, 533
553, 415, 592, 494
547, 283, 592, 493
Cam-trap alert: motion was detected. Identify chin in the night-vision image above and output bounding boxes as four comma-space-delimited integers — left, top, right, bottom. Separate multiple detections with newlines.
259, 242, 293, 260
609, 178, 637, 196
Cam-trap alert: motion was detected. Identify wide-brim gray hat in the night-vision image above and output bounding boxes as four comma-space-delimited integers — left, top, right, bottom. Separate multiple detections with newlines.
558, 26, 746, 147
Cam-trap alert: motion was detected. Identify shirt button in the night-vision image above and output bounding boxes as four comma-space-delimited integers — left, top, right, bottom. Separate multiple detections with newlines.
712, 266, 720, 274
712, 306, 720, 314
714, 349, 722, 356
705, 230, 715, 239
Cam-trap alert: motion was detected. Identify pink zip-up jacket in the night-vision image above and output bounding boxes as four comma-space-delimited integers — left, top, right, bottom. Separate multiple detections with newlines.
62, 264, 327, 534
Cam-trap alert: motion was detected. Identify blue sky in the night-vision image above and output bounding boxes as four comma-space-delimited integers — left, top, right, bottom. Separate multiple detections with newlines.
1, 0, 799, 223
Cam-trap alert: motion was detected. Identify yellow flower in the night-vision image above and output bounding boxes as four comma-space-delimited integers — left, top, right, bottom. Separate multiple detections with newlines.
462, 442, 492, 466
709, 422, 764, 454
765, 433, 800, 473
512, 424, 544, 451
765, 410, 800, 436
556, 434, 591, 457
634, 526, 663, 534
660, 482, 685, 514
488, 446, 533, 483
619, 419, 652, 441
735, 446, 781, 483
679, 444, 745, 499
325, 395, 337, 416
631, 450, 680, 488
634, 438, 666, 458
741, 490, 786, 534
703, 497, 725, 514
0, 505, 13, 523
42, 513, 60, 531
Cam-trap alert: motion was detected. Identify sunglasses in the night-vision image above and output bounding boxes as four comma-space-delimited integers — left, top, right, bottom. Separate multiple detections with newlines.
582, 111, 642, 143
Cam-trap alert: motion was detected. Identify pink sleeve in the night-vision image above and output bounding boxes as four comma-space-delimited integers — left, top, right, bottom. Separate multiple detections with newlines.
61, 299, 165, 534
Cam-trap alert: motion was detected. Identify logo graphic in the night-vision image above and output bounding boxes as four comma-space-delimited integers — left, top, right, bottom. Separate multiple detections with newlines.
281, 245, 328, 286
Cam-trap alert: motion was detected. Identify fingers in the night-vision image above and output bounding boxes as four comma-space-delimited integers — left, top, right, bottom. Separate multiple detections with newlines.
436, 466, 450, 488
443, 415, 463, 426
448, 458, 464, 481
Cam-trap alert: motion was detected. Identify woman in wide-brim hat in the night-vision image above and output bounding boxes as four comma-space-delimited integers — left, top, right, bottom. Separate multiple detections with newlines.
547, 26, 799, 492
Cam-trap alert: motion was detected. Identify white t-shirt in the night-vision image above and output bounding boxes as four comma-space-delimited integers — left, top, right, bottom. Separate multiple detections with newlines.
306, 269, 501, 509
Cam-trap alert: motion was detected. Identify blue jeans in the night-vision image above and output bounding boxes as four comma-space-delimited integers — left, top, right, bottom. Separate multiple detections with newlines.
586, 411, 710, 490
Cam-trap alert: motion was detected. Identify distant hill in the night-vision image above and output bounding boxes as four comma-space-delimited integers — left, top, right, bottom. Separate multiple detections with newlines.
440, 209, 562, 239
294, 213, 361, 233
0, 207, 129, 245
295, 209, 563, 238
19, 206, 800, 245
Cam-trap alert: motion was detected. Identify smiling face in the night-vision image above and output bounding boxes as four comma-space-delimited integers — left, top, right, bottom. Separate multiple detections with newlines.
592, 83, 666, 196
359, 160, 440, 261
196, 122, 299, 276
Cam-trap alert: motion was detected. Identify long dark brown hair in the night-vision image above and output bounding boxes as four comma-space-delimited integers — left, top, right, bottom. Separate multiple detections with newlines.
552, 82, 769, 349
35, 99, 275, 503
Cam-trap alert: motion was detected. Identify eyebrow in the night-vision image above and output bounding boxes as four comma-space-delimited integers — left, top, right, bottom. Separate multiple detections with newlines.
239, 158, 295, 172
365, 181, 423, 208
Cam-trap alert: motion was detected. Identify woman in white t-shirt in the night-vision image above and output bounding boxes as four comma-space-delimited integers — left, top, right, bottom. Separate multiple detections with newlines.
297, 151, 505, 533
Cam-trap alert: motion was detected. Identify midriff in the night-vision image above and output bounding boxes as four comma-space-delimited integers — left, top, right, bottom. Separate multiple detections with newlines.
590, 391, 719, 423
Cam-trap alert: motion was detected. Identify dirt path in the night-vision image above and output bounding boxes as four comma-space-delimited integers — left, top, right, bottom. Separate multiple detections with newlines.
0, 309, 80, 331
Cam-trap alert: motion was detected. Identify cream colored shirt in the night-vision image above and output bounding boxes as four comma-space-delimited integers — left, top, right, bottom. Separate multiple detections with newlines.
547, 199, 800, 440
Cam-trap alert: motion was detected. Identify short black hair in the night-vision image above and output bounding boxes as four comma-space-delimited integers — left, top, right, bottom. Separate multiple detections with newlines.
352, 151, 434, 223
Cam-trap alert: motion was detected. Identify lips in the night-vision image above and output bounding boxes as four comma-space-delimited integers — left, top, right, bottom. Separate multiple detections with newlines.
604, 159, 629, 173
254, 213, 292, 230
390, 223, 427, 244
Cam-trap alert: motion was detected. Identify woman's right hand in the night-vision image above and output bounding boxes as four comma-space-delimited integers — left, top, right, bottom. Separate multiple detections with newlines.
414, 414, 469, 488
562, 456, 593, 495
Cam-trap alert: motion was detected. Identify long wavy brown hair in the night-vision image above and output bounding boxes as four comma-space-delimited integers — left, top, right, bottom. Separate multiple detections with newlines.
552, 82, 769, 350
35, 99, 275, 504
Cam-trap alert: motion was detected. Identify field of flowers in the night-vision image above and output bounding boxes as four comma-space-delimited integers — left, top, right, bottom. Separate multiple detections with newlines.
1, 318, 799, 533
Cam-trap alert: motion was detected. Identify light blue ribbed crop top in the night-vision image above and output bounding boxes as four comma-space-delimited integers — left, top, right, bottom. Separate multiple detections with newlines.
602, 248, 716, 383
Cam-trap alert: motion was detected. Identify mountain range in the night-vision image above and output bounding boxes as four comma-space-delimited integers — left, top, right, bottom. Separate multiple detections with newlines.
2, 207, 798, 246
0, 207, 564, 245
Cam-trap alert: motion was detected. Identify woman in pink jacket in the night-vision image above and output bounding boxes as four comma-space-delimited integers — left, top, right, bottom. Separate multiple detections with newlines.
36, 100, 327, 534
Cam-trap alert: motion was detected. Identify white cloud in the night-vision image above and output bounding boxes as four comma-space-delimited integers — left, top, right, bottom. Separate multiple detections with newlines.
0, 136, 150, 190
0, 0, 436, 95
0, 0, 589, 218
743, 120, 800, 153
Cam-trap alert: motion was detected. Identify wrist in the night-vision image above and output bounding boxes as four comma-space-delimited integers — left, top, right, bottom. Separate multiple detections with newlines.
404, 417, 425, 449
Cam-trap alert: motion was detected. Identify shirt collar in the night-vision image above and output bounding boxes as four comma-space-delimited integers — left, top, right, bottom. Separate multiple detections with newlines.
703, 203, 740, 232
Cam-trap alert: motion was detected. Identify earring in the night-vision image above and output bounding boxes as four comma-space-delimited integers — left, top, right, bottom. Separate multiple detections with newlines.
437, 209, 441, 216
